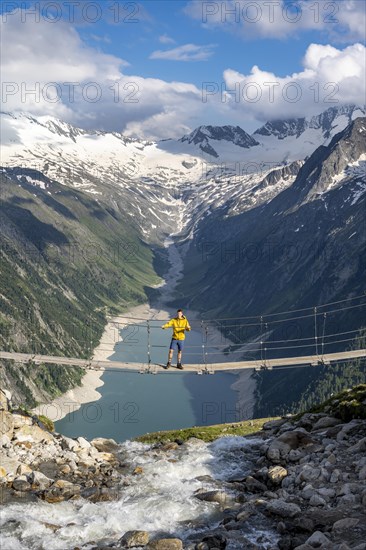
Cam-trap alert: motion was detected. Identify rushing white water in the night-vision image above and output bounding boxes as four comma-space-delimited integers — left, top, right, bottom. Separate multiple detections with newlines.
0, 436, 276, 550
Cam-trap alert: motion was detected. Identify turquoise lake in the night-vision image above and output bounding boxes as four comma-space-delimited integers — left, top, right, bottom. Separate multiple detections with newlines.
55, 319, 241, 441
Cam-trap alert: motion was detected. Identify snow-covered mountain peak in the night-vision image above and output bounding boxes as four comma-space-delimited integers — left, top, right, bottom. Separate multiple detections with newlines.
179, 124, 259, 158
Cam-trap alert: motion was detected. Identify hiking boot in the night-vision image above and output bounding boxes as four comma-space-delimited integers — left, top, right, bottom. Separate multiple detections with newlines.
177, 363, 184, 370
165, 362, 171, 369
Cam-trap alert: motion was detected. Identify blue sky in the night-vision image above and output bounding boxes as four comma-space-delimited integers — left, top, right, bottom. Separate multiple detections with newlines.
1, 1, 365, 138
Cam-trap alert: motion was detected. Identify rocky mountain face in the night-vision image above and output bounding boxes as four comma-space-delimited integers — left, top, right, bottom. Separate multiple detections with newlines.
253, 104, 365, 141
0, 167, 159, 406
179, 125, 259, 157
175, 117, 366, 335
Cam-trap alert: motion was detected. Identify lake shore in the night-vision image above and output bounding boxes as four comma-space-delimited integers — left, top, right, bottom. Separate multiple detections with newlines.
32, 368, 105, 422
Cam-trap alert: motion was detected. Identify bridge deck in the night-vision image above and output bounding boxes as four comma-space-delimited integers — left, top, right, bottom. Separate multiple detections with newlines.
0, 349, 365, 372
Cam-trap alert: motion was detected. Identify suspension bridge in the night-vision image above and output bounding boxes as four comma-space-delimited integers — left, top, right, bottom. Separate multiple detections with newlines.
1, 294, 365, 375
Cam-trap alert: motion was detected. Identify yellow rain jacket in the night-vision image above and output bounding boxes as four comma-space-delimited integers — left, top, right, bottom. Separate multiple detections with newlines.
162, 316, 191, 340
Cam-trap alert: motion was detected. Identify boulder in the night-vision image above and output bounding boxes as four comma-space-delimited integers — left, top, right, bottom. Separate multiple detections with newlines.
146, 539, 183, 550
0, 410, 14, 440
61, 436, 80, 451
332, 518, 360, 531
0, 389, 9, 411
29, 471, 53, 489
16, 464, 32, 476
13, 424, 53, 443
12, 475, 31, 491
312, 417, 342, 430
198, 534, 227, 549
12, 414, 33, 429
308, 494, 326, 506
43, 479, 81, 502
266, 431, 316, 462
262, 418, 288, 431
0, 434, 11, 447
347, 437, 366, 454
265, 499, 301, 518
305, 531, 332, 548
119, 530, 150, 548
195, 490, 230, 506
298, 465, 321, 483
268, 465, 288, 485
91, 437, 119, 453
0, 456, 21, 477
76, 436, 91, 449
244, 475, 267, 493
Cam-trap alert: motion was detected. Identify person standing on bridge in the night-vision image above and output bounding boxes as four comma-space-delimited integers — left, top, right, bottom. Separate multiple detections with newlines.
161, 309, 191, 369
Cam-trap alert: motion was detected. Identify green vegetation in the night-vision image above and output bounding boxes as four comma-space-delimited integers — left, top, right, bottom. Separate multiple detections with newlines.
135, 417, 277, 444
0, 172, 161, 406
37, 414, 55, 432
303, 383, 366, 422
253, 329, 366, 418
136, 383, 366, 445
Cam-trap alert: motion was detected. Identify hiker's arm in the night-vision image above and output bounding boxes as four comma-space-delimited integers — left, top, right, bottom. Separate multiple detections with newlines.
161, 319, 173, 329
186, 320, 191, 331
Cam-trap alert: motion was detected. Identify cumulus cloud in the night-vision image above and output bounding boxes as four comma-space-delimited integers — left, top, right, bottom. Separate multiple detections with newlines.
221, 43, 366, 121
0, 8, 204, 139
184, 0, 366, 41
1, 8, 364, 139
150, 43, 216, 61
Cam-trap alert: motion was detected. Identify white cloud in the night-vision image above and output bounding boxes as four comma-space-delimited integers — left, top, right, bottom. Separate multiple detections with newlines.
1, 8, 364, 140
184, 0, 366, 41
221, 43, 366, 121
0, 8, 205, 139
150, 43, 216, 61
159, 33, 176, 44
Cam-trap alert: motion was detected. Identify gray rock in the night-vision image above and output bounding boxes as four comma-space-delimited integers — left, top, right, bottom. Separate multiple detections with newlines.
195, 490, 230, 506
265, 499, 301, 518
0, 434, 11, 447
76, 436, 91, 449
119, 530, 150, 548
305, 530, 331, 547
12, 475, 31, 491
312, 416, 341, 430
14, 424, 53, 443
266, 431, 316, 462
298, 465, 321, 483
12, 414, 33, 429
146, 539, 183, 550
29, 471, 53, 489
332, 517, 359, 531
0, 410, 14, 440
91, 437, 119, 453
330, 469, 341, 483
347, 437, 366, 454
0, 456, 21, 477
61, 436, 80, 451
0, 389, 10, 411
244, 475, 267, 493
262, 418, 288, 431
309, 494, 326, 506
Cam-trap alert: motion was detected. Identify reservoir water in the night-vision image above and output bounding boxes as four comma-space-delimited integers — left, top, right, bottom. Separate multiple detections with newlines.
55, 317, 242, 442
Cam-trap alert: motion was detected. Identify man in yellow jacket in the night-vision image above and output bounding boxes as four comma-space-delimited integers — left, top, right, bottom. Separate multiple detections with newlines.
161, 309, 191, 369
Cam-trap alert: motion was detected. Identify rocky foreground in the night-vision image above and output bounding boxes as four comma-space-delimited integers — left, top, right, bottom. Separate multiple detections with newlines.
1, 385, 366, 550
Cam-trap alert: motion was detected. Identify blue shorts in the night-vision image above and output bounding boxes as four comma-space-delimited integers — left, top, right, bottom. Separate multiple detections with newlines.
170, 339, 184, 351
